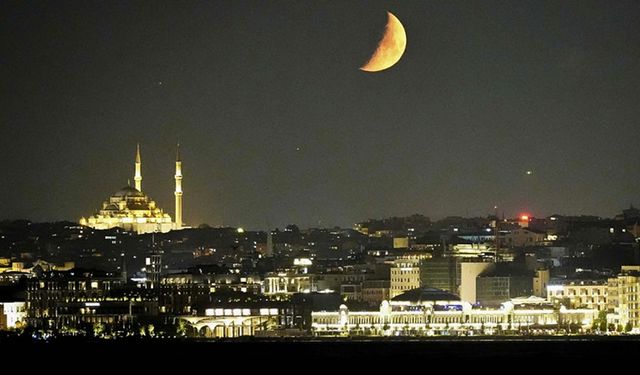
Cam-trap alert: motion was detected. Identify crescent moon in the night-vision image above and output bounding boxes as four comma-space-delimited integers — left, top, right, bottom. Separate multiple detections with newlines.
360, 11, 407, 72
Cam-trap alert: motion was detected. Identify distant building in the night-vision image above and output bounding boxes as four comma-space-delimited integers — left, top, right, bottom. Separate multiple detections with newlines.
422, 257, 461, 294
547, 279, 607, 311
476, 266, 534, 305
80, 144, 184, 234
533, 269, 550, 298
390, 258, 423, 298
361, 280, 390, 307
460, 261, 495, 303
311, 289, 596, 336
0, 302, 26, 330
182, 300, 294, 338
263, 272, 314, 296
502, 228, 545, 247
393, 237, 409, 249
26, 270, 157, 330
613, 266, 640, 329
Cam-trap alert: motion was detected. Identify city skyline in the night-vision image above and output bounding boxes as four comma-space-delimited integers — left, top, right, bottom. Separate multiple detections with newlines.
3, 1, 640, 229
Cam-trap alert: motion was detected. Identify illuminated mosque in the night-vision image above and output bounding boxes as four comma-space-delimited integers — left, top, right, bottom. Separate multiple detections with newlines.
80, 144, 184, 234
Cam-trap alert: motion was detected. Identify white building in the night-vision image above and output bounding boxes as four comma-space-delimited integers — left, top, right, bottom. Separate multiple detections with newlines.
311, 288, 596, 336
0, 302, 26, 330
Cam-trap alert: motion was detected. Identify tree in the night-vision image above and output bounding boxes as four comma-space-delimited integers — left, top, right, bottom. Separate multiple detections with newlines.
594, 310, 608, 332
147, 324, 155, 337
176, 319, 188, 337
93, 322, 105, 338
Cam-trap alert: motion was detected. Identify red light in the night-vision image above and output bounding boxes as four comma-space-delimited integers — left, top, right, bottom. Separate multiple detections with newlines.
520, 215, 529, 221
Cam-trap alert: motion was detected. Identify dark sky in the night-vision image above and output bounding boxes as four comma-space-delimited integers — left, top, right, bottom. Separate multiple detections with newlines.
2, 1, 640, 229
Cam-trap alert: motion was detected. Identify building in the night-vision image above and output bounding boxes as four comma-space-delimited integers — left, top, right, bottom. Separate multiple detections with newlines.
422, 257, 461, 295
311, 289, 596, 336
390, 258, 423, 298
361, 280, 390, 307
476, 267, 534, 305
26, 269, 157, 330
263, 272, 314, 296
533, 269, 550, 298
181, 301, 294, 338
502, 228, 546, 248
547, 279, 608, 311
0, 302, 26, 330
315, 272, 368, 291
460, 261, 495, 303
613, 265, 640, 329
80, 144, 184, 234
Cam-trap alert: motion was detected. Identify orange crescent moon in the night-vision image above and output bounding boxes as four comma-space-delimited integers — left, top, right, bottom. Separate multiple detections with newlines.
360, 11, 407, 72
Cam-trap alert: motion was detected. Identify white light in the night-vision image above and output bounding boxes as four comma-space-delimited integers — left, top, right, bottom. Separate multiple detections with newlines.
237, 228, 244, 233
205, 308, 214, 316
85, 302, 100, 307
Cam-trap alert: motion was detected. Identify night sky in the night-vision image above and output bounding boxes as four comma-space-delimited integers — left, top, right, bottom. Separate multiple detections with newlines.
2, 1, 640, 229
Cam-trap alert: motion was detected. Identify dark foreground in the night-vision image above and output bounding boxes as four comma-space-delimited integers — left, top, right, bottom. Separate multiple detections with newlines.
3, 335, 640, 365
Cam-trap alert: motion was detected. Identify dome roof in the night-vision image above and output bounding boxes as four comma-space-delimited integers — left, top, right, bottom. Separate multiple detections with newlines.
113, 186, 145, 198
104, 203, 119, 211
391, 287, 460, 303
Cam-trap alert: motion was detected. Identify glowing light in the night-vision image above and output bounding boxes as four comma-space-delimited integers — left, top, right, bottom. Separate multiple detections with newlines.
520, 215, 529, 221
237, 227, 244, 233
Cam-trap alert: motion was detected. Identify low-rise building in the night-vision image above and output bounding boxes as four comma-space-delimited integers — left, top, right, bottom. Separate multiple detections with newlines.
547, 280, 608, 311
311, 288, 596, 336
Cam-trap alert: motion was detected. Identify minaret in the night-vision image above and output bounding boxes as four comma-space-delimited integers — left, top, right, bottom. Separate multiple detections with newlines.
134, 143, 142, 191
174, 144, 183, 229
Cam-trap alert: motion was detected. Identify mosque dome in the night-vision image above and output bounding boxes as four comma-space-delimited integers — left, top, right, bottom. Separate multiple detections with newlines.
113, 186, 145, 198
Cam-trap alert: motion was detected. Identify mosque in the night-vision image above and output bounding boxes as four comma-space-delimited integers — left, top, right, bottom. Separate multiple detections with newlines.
80, 144, 184, 234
